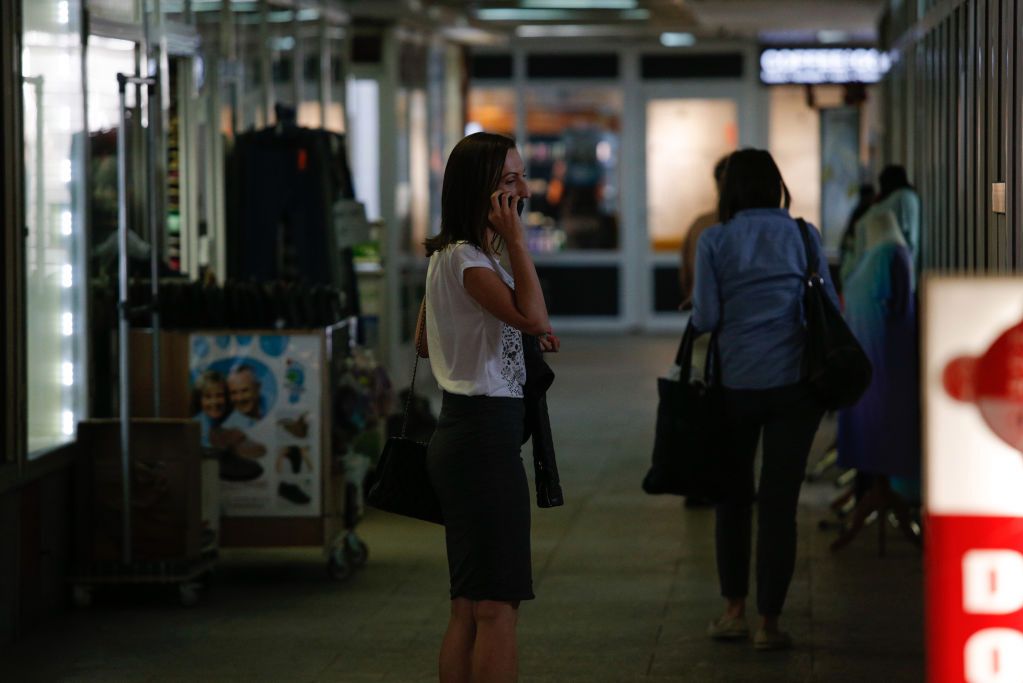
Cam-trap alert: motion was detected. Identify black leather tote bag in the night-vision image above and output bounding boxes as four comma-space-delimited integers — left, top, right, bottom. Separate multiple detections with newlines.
642, 322, 727, 501
366, 306, 444, 525
796, 219, 873, 410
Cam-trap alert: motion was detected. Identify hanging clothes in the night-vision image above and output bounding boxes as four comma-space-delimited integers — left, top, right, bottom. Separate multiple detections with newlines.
841, 187, 921, 283
226, 124, 356, 285
837, 210, 921, 479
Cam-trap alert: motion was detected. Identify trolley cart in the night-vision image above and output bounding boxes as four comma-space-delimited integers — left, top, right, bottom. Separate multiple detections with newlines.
71, 556, 217, 609
131, 319, 369, 581
71, 70, 217, 607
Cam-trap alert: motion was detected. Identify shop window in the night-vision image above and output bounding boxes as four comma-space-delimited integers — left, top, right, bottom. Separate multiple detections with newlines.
524, 88, 622, 252
395, 88, 429, 256
769, 85, 831, 234
21, 0, 87, 454
346, 79, 380, 221
646, 98, 738, 252
466, 87, 517, 137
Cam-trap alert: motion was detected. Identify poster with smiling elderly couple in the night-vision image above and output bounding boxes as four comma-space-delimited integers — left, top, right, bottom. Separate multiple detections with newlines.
189, 333, 322, 517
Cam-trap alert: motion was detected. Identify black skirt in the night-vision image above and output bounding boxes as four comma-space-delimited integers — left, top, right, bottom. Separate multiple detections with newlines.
426, 391, 534, 602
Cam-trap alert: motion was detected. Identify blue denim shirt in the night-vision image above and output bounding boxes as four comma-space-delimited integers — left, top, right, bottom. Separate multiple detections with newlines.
691, 208, 839, 390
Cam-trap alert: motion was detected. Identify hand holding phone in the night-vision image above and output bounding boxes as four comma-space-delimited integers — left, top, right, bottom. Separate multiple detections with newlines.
488, 191, 525, 245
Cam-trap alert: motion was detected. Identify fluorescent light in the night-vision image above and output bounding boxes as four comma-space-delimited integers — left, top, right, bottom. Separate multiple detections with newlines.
477, 8, 647, 20
60, 159, 72, 183
61, 265, 72, 288
817, 30, 849, 44
62, 411, 74, 436
442, 26, 508, 45
62, 362, 74, 387
517, 24, 615, 38
62, 312, 73, 336
520, 0, 637, 8
272, 36, 295, 51
478, 9, 577, 20
465, 122, 485, 136
60, 210, 72, 235
57, 1, 69, 25
660, 32, 696, 47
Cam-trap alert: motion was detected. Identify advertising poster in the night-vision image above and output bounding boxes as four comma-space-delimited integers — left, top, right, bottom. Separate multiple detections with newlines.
923, 279, 1023, 682
189, 333, 322, 517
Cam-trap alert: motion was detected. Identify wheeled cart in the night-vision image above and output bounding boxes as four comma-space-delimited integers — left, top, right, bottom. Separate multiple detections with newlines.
71, 556, 218, 609
130, 319, 370, 581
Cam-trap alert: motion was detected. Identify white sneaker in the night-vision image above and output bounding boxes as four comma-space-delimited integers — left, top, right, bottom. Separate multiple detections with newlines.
707, 615, 749, 640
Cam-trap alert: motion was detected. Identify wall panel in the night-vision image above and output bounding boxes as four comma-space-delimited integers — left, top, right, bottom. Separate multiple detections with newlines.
882, 0, 1020, 274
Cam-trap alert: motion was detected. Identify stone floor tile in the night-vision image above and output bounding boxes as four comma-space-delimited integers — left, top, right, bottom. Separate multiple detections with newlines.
0, 336, 923, 682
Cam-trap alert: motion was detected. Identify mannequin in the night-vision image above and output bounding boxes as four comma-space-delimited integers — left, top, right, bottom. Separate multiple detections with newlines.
832, 209, 921, 553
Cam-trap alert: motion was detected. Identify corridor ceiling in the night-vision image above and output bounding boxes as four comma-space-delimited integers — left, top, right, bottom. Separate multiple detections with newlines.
342, 0, 885, 44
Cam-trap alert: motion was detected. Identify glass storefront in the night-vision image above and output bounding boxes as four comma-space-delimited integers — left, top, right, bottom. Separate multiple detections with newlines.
22, 0, 88, 454
645, 98, 738, 252
523, 88, 621, 253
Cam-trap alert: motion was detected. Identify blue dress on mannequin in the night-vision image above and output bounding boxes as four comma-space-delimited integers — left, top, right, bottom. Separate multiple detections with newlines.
837, 229, 921, 480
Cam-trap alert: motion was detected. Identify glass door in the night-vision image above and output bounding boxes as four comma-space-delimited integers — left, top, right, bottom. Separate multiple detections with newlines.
21, 0, 87, 454
641, 85, 744, 330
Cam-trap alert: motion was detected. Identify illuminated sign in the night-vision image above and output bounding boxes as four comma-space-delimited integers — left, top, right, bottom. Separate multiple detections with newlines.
924, 278, 1023, 682
759, 48, 891, 85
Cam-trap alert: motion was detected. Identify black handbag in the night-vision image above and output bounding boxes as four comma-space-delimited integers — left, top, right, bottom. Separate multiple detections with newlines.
642, 321, 727, 501
365, 305, 444, 525
796, 218, 873, 410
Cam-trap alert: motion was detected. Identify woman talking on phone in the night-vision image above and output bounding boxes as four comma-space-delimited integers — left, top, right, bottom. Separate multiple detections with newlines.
418, 132, 560, 683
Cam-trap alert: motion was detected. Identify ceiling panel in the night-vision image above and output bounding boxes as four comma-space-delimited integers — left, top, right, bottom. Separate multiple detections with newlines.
343, 0, 885, 43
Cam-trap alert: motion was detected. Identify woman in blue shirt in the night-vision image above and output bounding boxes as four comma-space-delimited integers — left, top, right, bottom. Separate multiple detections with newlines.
692, 149, 839, 651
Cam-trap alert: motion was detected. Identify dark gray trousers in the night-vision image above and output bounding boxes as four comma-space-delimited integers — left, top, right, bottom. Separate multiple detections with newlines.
715, 383, 824, 617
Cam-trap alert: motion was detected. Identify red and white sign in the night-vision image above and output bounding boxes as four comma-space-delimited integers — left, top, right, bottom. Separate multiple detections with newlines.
924, 278, 1023, 682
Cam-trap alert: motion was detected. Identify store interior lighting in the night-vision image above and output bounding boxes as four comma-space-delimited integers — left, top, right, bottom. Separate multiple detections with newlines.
476, 8, 649, 20
62, 410, 74, 436
660, 32, 696, 47
519, 0, 639, 8
516, 24, 647, 38
817, 30, 850, 44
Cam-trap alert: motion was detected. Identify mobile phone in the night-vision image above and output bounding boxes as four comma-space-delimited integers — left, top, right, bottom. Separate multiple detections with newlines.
517, 198, 524, 216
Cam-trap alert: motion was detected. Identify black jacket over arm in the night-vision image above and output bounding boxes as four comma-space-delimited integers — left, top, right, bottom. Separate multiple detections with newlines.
522, 334, 564, 508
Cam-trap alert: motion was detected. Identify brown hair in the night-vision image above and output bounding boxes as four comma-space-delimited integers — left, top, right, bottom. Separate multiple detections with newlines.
425, 132, 517, 257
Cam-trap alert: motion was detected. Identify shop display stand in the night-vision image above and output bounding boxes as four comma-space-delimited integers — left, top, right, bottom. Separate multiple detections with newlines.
214, 319, 370, 582
70, 72, 215, 608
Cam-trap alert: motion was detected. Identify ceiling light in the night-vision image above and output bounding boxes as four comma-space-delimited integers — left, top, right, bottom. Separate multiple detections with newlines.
477, 8, 648, 20
517, 24, 640, 38
817, 30, 849, 44
520, 0, 638, 8
660, 32, 696, 47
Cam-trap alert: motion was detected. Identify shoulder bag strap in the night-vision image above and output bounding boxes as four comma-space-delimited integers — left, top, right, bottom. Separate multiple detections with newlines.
796, 218, 823, 285
399, 298, 426, 438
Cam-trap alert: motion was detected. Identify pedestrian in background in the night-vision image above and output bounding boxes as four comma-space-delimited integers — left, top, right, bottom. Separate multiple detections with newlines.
691, 148, 839, 651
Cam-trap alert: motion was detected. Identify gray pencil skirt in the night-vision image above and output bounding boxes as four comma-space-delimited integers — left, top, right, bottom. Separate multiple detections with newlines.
426, 391, 534, 602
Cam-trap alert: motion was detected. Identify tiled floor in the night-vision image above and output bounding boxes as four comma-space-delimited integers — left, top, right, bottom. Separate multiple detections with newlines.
1, 335, 924, 682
